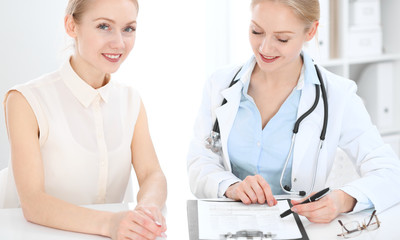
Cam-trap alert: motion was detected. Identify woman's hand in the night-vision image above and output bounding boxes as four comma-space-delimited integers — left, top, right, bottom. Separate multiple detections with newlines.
109, 203, 166, 240
135, 203, 167, 234
291, 190, 357, 223
224, 175, 277, 206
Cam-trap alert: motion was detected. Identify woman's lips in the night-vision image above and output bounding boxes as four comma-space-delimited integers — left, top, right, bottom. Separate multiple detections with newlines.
102, 53, 122, 63
260, 54, 280, 63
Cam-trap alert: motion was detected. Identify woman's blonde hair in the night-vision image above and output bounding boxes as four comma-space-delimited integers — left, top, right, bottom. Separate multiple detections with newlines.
251, 0, 320, 31
66, 0, 139, 23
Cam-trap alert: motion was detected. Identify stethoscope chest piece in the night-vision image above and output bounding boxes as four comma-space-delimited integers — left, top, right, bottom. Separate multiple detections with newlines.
205, 131, 222, 155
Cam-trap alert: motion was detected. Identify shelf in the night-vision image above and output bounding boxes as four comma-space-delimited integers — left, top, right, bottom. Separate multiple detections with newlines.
319, 53, 400, 67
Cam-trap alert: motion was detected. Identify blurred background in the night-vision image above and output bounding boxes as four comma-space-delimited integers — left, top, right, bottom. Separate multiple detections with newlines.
1, 0, 400, 238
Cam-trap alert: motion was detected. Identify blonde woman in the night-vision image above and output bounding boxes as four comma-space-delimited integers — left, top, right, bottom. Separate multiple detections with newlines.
4, 0, 167, 239
188, 0, 400, 223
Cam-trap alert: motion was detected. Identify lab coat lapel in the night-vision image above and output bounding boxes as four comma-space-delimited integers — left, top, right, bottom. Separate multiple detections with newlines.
215, 82, 243, 171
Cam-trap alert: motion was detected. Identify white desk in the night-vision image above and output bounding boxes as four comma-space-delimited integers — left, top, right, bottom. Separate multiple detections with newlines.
187, 199, 399, 240
0, 201, 398, 240
303, 203, 398, 240
0, 203, 125, 240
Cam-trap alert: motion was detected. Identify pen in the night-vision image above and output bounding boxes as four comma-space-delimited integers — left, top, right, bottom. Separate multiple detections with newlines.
280, 187, 330, 218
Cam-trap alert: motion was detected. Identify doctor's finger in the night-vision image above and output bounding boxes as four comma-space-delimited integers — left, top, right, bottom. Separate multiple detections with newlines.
292, 199, 326, 214
298, 205, 337, 223
240, 181, 258, 204
291, 192, 317, 206
236, 187, 252, 205
256, 176, 276, 206
250, 182, 266, 204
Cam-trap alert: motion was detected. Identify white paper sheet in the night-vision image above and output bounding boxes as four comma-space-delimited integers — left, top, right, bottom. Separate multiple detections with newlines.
198, 200, 302, 239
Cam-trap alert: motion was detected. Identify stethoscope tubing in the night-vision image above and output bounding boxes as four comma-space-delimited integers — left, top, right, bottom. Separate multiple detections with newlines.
279, 133, 297, 194
280, 65, 328, 196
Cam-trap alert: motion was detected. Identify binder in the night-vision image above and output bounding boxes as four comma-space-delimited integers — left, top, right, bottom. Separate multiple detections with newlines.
187, 199, 309, 240
357, 62, 395, 131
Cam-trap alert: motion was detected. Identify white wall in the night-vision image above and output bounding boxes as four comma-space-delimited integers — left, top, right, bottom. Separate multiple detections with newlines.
114, 2, 206, 237
205, 0, 252, 77
0, 1, 68, 169
0, 1, 206, 238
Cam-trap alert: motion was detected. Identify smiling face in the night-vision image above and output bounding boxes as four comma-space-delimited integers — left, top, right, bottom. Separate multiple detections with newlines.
249, 1, 317, 74
65, 0, 138, 77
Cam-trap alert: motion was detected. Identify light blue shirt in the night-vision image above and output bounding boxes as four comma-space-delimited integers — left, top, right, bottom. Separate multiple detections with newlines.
226, 53, 373, 211
228, 56, 309, 195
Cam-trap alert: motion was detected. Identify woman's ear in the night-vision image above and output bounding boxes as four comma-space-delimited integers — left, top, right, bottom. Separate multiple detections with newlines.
305, 20, 319, 41
64, 14, 77, 38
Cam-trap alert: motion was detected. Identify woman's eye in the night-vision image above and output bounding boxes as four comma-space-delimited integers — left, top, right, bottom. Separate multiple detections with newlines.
97, 23, 110, 30
278, 39, 289, 43
251, 30, 262, 35
124, 26, 136, 33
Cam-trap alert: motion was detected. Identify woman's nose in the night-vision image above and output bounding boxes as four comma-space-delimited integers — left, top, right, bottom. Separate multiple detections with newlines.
110, 31, 125, 49
259, 37, 274, 54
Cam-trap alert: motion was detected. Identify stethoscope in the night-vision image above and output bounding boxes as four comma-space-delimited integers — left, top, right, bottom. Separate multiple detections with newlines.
205, 64, 328, 197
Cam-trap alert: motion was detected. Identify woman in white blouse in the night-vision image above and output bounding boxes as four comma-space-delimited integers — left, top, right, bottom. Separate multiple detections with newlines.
3, 0, 167, 239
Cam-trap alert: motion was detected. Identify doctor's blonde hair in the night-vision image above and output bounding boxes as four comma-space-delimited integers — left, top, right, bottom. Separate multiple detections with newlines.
66, 0, 139, 24
251, 0, 320, 31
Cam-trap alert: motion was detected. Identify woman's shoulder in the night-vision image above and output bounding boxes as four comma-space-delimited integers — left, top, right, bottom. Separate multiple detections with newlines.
320, 66, 357, 94
10, 69, 61, 92
110, 80, 141, 106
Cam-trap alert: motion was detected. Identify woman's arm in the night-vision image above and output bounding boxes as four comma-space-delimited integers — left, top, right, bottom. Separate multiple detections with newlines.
5, 90, 112, 236
292, 78, 400, 223
131, 100, 167, 213
337, 87, 400, 212
5, 91, 165, 240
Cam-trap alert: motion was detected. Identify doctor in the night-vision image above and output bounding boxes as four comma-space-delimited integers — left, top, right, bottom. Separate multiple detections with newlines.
187, 0, 400, 223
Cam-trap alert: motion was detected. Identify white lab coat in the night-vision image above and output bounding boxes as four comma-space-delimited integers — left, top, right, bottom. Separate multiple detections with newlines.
187, 57, 400, 213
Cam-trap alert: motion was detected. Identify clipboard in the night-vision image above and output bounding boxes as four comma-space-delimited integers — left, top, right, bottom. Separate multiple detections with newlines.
187, 199, 309, 240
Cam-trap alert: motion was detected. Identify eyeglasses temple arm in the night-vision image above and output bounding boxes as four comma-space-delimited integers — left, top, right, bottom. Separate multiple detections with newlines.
366, 210, 377, 226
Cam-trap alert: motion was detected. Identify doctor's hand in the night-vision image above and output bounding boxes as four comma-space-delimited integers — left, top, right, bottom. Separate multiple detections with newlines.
109, 203, 166, 240
290, 190, 357, 223
225, 175, 277, 206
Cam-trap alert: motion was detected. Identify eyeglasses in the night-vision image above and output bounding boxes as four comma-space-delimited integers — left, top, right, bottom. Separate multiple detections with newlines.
337, 210, 381, 238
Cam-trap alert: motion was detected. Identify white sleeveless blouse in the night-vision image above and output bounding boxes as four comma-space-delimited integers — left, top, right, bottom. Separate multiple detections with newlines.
9, 59, 140, 205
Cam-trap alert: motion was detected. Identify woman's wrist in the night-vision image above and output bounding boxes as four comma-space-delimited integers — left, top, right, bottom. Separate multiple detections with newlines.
103, 211, 118, 238
136, 199, 164, 211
